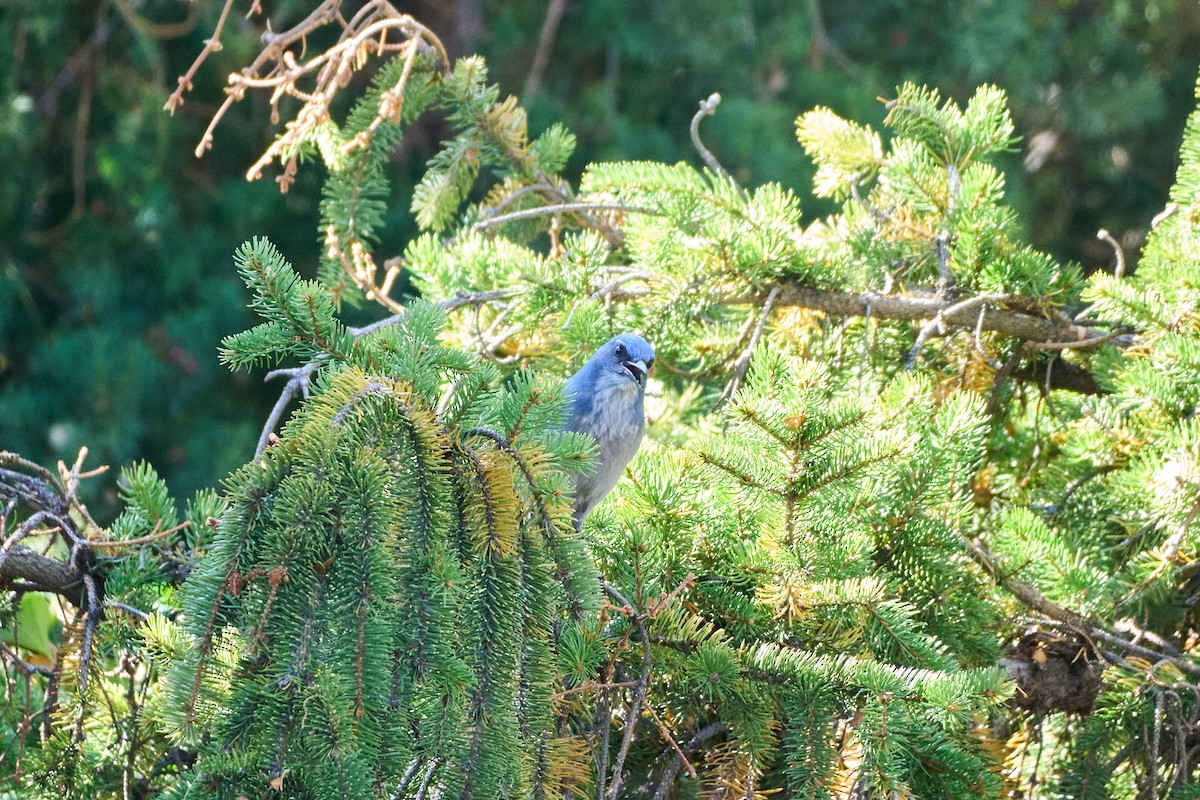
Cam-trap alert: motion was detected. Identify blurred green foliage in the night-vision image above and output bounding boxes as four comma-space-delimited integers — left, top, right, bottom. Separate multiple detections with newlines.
2, 0, 1198, 519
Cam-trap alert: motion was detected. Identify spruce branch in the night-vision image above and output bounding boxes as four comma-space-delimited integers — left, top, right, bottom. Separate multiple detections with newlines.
986, 347, 1025, 415
463, 427, 594, 615
252, 290, 518, 459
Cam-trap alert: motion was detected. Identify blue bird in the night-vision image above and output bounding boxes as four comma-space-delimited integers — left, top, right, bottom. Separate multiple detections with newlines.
563, 334, 655, 529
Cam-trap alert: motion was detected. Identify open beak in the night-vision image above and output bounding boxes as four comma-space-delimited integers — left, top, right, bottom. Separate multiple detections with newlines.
625, 359, 649, 386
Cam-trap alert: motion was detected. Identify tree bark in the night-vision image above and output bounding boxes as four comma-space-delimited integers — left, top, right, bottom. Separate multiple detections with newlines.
0, 545, 86, 607
743, 284, 1134, 350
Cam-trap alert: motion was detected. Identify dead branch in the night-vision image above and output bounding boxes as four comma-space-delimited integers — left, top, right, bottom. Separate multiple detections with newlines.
172, 0, 449, 169
471, 202, 658, 234
651, 721, 729, 800
524, 0, 567, 97
719, 286, 779, 406
690, 93, 737, 187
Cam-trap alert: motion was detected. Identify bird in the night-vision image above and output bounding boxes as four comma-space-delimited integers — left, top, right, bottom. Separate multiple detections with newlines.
562, 333, 655, 529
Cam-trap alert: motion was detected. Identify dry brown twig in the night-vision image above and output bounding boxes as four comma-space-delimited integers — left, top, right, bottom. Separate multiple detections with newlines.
170, 1, 458, 319
167, 0, 449, 182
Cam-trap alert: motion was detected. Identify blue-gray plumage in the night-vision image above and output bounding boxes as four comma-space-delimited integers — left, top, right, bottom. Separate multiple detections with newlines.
563, 334, 655, 529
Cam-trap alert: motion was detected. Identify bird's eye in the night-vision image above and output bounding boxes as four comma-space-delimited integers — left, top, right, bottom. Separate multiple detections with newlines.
614, 342, 627, 358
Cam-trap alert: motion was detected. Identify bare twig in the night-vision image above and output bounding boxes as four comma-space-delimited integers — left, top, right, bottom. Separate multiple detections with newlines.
690, 93, 736, 183
342, 33, 424, 155
602, 581, 652, 800
552, 679, 640, 701
178, 1, 448, 167
103, 602, 150, 621
414, 758, 440, 800
1025, 327, 1132, 351
651, 722, 729, 800
803, 0, 852, 69
87, 520, 192, 549
0, 641, 54, 678
644, 703, 697, 779
524, 0, 567, 97
164, 0, 240, 114
390, 758, 422, 800
1152, 203, 1179, 229
1096, 229, 1127, 280
973, 306, 1004, 370
905, 293, 1008, 368
471, 202, 657, 234
1076, 228, 1130, 321
113, 0, 200, 39
719, 286, 779, 406
256, 362, 320, 458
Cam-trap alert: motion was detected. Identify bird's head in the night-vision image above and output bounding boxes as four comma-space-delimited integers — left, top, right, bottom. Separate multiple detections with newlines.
595, 334, 655, 388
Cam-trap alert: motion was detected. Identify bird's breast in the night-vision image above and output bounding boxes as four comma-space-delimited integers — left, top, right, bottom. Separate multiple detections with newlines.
579, 373, 644, 448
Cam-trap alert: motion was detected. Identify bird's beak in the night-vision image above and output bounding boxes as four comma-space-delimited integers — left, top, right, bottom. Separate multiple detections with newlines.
625, 359, 649, 386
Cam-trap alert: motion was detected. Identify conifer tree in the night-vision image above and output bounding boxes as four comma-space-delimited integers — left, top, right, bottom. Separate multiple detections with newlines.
153, 239, 598, 800
8, 5, 1200, 799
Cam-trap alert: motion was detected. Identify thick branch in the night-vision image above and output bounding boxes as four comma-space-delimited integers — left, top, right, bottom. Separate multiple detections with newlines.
0, 545, 86, 607
742, 284, 1135, 351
